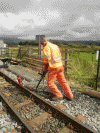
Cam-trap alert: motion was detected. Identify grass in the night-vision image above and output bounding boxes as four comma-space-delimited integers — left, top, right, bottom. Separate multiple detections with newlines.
64, 48, 100, 91
71, 52, 96, 62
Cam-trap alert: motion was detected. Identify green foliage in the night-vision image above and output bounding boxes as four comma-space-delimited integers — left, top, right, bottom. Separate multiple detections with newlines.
68, 50, 98, 89
19, 41, 38, 46
87, 75, 97, 88
67, 43, 88, 48
52, 41, 63, 47
91, 45, 97, 50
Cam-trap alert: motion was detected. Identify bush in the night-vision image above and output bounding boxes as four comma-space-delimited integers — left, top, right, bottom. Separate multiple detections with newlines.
52, 41, 63, 47
87, 75, 97, 88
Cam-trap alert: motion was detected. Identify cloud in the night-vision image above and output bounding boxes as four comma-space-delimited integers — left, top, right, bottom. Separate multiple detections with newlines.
0, 0, 100, 41
72, 26, 100, 34
0, 12, 32, 34
0, 8, 61, 40
94, 12, 100, 21
73, 15, 94, 27
0, 9, 60, 30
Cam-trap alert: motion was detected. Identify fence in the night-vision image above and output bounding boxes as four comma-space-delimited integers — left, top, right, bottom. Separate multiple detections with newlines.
0, 47, 10, 57
0, 46, 71, 73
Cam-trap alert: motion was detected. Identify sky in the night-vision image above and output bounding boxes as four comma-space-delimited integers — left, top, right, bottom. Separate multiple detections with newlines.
0, 0, 100, 41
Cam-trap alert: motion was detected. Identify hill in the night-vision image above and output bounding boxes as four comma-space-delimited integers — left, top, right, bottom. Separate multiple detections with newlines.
0, 37, 100, 46
0, 37, 35, 45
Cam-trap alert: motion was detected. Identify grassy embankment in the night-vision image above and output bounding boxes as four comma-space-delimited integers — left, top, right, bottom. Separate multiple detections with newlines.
62, 44, 100, 91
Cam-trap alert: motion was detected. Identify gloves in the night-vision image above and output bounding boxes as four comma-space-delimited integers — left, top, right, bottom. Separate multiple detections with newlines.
42, 70, 47, 77
43, 63, 48, 71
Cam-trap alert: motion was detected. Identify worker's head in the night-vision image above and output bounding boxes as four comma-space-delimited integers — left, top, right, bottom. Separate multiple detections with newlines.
41, 38, 49, 46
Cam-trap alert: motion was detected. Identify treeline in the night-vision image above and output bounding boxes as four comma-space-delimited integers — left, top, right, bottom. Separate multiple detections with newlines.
62, 40, 100, 46
19, 41, 38, 46
18, 40, 100, 48
18, 40, 63, 47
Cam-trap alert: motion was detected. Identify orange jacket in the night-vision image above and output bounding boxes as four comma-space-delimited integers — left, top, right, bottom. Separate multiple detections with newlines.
43, 42, 62, 70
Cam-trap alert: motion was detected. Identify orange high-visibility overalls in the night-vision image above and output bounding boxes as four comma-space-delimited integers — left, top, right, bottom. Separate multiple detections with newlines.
43, 42, 73, 99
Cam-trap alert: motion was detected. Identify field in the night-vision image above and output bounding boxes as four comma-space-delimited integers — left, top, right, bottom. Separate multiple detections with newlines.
63, 45, 100, 91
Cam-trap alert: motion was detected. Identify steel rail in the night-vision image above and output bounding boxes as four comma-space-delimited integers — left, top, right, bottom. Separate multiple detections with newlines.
0, 71, 98, 133
0, 92, 35, 133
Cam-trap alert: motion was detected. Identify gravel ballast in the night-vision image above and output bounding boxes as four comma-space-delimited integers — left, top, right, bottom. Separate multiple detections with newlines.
0, 62, 100, 132
0, 101, 21, 133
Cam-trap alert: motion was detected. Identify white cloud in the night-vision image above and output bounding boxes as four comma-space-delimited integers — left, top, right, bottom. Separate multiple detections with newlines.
0, 8, 60, 33
0, 12, 30, 30
46, 9, 60, 20
0, 13, 16, 30
73, 31, 89, 38
73, 15, 94, 27
94, 12, 100, 21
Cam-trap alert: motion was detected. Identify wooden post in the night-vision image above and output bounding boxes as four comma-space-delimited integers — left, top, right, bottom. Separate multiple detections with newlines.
1, 48, 2, 57
19, 46, 21, 59
65, 49, 69, 73
11, 50, 12, 58
28, 47, 31, 56
17, 46, 21, 59
8, 47, 10, 57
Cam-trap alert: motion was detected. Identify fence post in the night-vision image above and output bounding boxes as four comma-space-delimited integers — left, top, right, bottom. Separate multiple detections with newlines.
96, 49, 100, 90
19, 46, 21, 59
1, 48, 3, 57
17, 46, 21, 59
11, 50, 12, 58
8, 47, 10, 57
28, 47, 31, 56
65, 49, 69, 73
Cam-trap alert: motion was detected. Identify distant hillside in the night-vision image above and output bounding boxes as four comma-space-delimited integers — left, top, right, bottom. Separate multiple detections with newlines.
0, 37, 100, 46
0, 37, 34, 45
49, 39, 100, 46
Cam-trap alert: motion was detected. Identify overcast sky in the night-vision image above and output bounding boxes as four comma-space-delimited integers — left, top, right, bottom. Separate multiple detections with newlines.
0, 0, 100, 41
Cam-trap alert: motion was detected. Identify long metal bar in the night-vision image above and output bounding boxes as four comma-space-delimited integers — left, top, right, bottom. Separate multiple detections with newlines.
0, 92, 35, 133
0, 71, 98, 133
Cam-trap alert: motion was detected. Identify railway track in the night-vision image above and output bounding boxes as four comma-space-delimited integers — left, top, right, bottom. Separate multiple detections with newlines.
0, 98, 22, 133
0, 71, 98, 133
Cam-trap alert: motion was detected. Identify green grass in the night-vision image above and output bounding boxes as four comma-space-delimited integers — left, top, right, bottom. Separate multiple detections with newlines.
69, 51, 96, 61
66, 50, 99, 90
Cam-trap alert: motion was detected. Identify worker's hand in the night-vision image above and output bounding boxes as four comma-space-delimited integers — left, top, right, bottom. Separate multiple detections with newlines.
42, 70, 46, 76
43, 63, 48, 71
38, 70, 46, 77
42, 70, 48, 77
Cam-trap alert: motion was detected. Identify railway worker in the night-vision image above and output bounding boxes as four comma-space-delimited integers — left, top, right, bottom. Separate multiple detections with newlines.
41, 37, 73, 101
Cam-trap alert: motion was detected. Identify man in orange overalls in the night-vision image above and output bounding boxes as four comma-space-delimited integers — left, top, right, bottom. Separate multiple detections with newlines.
41, 38, 73, 101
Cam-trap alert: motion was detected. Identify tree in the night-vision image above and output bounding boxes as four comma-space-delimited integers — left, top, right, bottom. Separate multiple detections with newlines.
52, 41, 63, 47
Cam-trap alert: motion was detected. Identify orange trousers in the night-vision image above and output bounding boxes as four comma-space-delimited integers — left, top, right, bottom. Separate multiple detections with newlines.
47, 66, 73, 99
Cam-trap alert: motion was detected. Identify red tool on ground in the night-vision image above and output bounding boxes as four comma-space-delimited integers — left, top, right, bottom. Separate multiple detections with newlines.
17, 75, 23, 86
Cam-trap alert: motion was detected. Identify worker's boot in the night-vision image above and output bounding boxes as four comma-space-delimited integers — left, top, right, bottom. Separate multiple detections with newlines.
51, 97, 63, 101
63, 94, 73, 101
